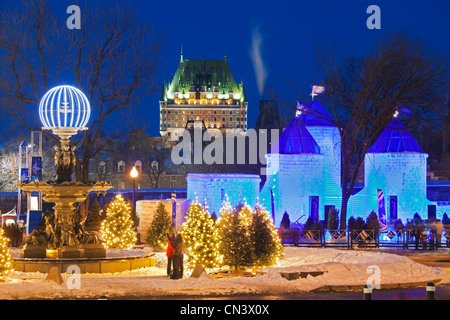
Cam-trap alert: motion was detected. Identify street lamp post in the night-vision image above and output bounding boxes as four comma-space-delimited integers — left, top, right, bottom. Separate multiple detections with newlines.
130, 166, 139, 233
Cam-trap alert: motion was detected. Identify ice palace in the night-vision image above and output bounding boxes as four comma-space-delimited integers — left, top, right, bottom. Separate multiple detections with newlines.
187, 100, 450, 227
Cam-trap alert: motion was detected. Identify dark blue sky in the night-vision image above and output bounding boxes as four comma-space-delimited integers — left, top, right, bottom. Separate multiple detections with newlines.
61, 0, 450, 137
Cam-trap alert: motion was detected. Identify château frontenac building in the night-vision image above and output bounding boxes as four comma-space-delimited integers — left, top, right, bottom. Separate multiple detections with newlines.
159, 53, 248, 141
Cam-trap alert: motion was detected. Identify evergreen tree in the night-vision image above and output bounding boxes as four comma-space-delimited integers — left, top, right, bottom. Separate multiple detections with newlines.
366, 211, 381, 230
181, 200, 221, 269
250, 205, 283, 267
443, 213, 449, 225
217, 202, 254, 270
327, 207, 339, 231
0, 228, 12, 277
86, 197, 103, 228
145, 201, 174, 251
100, 194, 137, 250
413, 212, 423, 224
280, 212, 290, 229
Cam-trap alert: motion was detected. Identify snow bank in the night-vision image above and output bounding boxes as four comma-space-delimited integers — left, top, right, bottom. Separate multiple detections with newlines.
1, 247, 449, 299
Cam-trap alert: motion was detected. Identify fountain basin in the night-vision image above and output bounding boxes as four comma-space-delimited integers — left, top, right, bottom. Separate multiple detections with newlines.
12, 249, 155, 274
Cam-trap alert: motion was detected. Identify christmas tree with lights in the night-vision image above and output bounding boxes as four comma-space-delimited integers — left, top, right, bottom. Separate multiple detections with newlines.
145, 201, 174, 251
250, 204, 284, 267
0, 228, 12, 277
100, 194, 137, 250
217, 202, 255, 270
181, 200, 221, 269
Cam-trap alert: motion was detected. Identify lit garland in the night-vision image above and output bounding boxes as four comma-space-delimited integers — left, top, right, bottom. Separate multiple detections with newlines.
181, 200, 222, 269
0, 228, 12, 277
100, 194, 137, 250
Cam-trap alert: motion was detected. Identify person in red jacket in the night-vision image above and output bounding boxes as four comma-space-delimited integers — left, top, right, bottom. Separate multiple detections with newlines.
166, 233, 175, 277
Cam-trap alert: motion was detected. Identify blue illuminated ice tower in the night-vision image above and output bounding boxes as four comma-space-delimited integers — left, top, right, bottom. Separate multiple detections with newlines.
352, 118, 430, 222
299, 101, 342, 216
260, 111, 325, 226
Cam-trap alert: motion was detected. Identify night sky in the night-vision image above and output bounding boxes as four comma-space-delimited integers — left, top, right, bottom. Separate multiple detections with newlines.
31, 0, 450, 137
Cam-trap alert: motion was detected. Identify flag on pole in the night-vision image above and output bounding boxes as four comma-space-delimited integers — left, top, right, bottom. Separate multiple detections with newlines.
310, 85, 325, 100
171, 192, 176, 228
377, 189, 388, 233
270, 188, 275, 224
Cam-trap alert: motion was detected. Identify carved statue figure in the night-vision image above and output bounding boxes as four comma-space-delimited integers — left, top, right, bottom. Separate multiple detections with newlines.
74, 216, 100, 244
26, 229, 47, 246
53, 143, 77, 171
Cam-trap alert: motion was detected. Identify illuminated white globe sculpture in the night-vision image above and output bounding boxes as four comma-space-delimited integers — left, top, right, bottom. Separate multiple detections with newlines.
39, 85, 90, 138
39, 85, 91, 182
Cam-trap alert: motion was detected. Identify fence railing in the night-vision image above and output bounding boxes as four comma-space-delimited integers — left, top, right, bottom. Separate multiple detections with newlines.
279, 227, 450, 249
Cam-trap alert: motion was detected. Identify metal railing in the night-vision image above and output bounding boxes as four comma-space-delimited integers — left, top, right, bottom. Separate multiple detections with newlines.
279, 227, 450, 250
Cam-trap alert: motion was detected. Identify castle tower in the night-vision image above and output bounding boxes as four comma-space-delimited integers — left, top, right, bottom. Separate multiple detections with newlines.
298, 101, 342, 217
260, 115, 324, 226
363, 118, 429, 222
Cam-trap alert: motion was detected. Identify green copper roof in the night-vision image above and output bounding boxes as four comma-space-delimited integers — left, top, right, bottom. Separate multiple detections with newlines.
162, 56, 246, 102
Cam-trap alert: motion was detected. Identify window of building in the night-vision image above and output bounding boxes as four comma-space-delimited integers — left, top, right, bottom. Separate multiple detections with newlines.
170, 180, 177, 188
135, 160, 142, 173
229, 117, 233, 121
99, 161, 106, 174
118, 161, 125, 173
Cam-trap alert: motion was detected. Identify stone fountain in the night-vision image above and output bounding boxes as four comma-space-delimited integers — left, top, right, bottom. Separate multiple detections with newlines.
17, 85, 113, 259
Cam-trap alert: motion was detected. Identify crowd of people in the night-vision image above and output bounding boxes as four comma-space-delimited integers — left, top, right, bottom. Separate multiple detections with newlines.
394, 218, 448, 249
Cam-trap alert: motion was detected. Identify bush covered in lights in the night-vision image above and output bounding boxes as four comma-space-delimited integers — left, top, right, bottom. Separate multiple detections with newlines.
180, 199, 284, 272
217, 200, 283, 271
250, 205, 284, 268
217, 202, 255, 270
100, 195, 137, 250
0, 228, 12, 277
181, 200, 221, 269
145, 201, 174, 251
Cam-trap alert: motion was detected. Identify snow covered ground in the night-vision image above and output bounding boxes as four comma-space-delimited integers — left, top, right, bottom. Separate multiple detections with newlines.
1, 247, 449, 299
